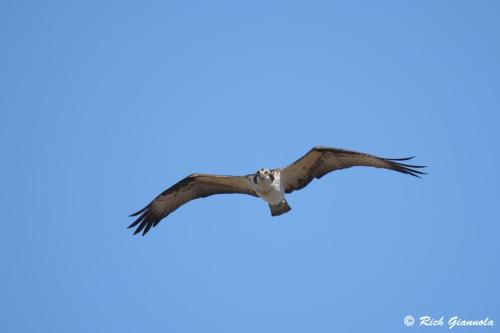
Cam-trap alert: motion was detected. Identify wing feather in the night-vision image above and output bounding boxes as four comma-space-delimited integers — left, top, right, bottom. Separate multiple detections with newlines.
280, 146, 426, 193
128, 174, 257, 235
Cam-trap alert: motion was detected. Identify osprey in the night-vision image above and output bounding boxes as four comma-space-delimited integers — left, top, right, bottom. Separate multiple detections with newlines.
129, 146, 426, 235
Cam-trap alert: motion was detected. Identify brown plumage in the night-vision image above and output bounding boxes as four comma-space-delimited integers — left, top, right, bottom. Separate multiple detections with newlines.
128, 146, 426, 236
280, 146, 425, 193
128, 174, 257, 236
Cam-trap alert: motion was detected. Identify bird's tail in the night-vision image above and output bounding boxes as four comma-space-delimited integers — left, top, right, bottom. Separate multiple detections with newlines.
269, 200, 292, 216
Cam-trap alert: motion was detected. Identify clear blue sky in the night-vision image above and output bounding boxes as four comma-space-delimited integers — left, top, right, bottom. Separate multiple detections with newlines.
1, 1, 499, 332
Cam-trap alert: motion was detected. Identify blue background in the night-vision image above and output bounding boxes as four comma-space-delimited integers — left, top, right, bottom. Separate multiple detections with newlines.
2, 1, 499, 332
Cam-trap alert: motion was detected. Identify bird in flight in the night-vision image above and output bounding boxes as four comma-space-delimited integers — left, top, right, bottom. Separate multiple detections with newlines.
128, 146, 426, 235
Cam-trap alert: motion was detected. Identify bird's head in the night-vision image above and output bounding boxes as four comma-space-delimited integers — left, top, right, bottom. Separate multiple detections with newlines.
255, 168, 274, 183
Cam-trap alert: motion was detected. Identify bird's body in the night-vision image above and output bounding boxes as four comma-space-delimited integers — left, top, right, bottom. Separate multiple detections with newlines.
248, 169, 291, 216
249, 169, 284, 205
128, 146, 426, 235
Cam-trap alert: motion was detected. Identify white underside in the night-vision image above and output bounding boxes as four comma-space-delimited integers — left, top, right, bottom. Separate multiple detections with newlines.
248, 171, 285, 205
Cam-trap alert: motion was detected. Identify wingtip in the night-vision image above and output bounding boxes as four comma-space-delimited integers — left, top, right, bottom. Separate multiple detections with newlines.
386, 156, 416, 161
407, 169, 427, 178
129, 206, 148, 217
142, 223, 153, 235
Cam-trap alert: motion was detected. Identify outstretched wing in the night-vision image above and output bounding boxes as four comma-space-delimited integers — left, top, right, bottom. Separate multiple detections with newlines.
280, 146, 426, 193
128, 174, 257, 236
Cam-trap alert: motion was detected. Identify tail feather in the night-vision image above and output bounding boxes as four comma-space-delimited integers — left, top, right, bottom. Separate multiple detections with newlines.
269, 200, 292, 216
